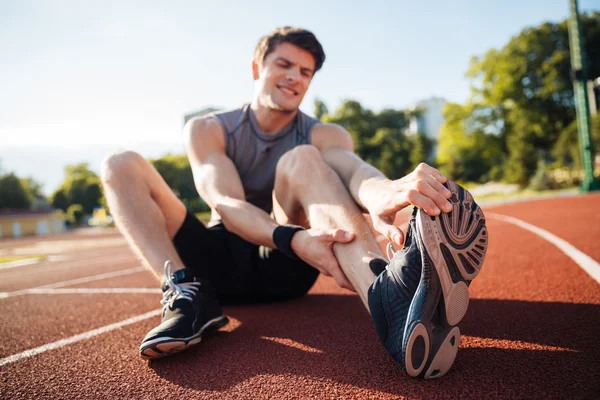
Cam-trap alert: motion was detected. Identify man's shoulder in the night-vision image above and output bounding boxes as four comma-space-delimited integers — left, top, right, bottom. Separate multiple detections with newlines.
184, 104, 249, 139
210, 104, 249, 133
311, 123, 354, 152
296, 109, 321, 126
211, 104, 247, 120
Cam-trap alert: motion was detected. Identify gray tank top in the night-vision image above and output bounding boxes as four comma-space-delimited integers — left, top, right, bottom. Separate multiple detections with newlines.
208, 104, 320, 226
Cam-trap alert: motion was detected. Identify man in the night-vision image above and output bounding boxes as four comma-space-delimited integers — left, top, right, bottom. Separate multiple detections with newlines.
101, 26, 487, 379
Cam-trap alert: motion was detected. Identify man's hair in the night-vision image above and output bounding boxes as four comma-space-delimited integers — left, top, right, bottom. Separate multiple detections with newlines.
253, 26, 326, 73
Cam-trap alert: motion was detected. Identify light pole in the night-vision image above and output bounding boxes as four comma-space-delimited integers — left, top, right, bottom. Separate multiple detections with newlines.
568, 0, 600, 192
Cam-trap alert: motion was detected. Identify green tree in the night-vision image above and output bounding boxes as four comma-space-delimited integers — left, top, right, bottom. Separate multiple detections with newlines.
50, 188, 69, 211
319, 99, 413, 178
50, 163, 103, 214
66, 204, 85, 225
322, 99, 378, 155
149, 154, 210, 213
409, 132, 434, 169
436, 103, 505, 183
365, 128, 413, 179
528, 159, 553, 191
553, 113, 600, 170
0, 173, 32, 209
20, 177, 47, 208
314, 98, 328, 121
466, 12, 600, 183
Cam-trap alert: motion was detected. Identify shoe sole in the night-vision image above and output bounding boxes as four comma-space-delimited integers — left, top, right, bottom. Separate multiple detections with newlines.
402, 181, 488, 379
139, 315, 229, 360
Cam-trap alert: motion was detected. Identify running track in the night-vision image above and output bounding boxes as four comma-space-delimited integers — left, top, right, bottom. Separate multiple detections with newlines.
1, 194, 599, 399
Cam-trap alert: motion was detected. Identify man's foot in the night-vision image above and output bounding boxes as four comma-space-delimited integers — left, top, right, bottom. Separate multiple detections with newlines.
139, 261, 229, 360
368, 180, 488, 378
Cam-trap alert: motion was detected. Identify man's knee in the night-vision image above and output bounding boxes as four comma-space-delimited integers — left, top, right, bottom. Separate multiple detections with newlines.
100, 151, 145, 186
276, 145, 328, 185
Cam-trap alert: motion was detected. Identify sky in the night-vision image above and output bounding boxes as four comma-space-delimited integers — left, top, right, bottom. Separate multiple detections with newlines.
0, 0, 598, 193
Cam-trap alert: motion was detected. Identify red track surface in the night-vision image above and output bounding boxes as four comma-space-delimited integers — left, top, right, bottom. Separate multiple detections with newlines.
1, 194, 599, 399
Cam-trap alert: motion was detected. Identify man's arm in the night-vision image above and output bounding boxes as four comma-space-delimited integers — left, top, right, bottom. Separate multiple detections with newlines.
183, 117, 278, 247
312, 123, 453, 246
311, 123, 389, 210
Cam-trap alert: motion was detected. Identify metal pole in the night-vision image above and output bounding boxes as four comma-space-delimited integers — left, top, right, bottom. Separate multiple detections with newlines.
568, 0, 599, 191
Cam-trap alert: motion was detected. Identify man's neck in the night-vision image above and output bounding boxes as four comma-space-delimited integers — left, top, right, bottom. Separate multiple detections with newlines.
250, 100, 298, 134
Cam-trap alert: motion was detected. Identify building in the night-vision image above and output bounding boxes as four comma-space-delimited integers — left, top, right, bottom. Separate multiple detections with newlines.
409, 97, 446, 140
0, 209, 66, 239
408, 97, 447, 159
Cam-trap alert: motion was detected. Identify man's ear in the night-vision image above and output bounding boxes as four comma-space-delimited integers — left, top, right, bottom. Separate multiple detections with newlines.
251, 59, 260, 80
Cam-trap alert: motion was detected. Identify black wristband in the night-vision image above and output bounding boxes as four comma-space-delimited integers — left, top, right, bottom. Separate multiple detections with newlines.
273, 225, 305, 259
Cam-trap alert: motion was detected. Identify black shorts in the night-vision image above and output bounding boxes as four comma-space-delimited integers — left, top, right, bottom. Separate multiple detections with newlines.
172, 210, 319, 305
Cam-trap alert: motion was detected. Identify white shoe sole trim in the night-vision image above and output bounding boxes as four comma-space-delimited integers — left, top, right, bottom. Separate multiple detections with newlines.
139, 315, 228, 359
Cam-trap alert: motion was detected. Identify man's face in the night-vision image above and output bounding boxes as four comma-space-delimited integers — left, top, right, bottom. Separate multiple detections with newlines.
252, 42, 315, 113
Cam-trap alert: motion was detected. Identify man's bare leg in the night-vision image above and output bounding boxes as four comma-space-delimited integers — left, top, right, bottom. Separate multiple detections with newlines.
273, 145, 383, 308
101, 151, 188, 279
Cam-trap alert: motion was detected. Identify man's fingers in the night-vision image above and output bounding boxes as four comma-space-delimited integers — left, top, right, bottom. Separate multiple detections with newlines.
330, 229, 355, 243
388, 225, 404, 247
417, 178, 453, 213
404, 188, 440, 216
425, 174, 452, 200
416, 163, 447, 184
373, 218, 404, 247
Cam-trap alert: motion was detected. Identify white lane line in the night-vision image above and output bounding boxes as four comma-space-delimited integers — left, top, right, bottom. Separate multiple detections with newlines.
0, 266, 147, 299
487, 212, 600, 285
0, 258, 42, 270
0, 309, 161, 367
0, 253, 135, 277
39, 266, 147, 289
22, 288, 162, 294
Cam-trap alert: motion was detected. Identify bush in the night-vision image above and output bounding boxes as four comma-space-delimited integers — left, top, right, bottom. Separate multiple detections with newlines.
66, 204, 85, 226
528, 160, 554, 191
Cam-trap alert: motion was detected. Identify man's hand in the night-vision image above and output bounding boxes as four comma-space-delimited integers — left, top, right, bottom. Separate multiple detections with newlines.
291, 228, 356, 291
366, 163, 453, 247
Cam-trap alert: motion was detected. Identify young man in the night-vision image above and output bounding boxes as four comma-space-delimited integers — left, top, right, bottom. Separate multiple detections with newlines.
101, 26, 487, 379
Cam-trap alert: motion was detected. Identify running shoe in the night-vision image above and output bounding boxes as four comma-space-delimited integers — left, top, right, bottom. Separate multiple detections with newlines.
139, 261, 229, 360
368, 180, 488, 378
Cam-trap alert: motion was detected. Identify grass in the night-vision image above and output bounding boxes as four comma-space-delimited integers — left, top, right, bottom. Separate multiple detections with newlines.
0, 255, 48, 264
476, 186, 580, 203
195, 211, 212, 224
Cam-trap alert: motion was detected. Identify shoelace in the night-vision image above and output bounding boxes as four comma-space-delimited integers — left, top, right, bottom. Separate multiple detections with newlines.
368, 242, 397, 265
368, 216, 418, 265
368, 242, 397, 287
160, 260, 201, 308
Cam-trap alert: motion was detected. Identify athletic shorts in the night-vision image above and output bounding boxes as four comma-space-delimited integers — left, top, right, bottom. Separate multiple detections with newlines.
172, 210, 319, 305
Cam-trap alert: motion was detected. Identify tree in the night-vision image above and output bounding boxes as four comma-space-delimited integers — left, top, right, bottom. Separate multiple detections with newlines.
318, 99, 413, 178
365, 128, 413, 179
436, 103, 505, 183
553, 113, 600, 170
314, 98, 328, 121
66, 204, 85, 225
50, 188, 69, 211
50, 163, 103, 214
465, 12, 600, 183
20, 177, 47, 208
0, 173, 32, 209
409, 132, 434, 169
149, 154, 210, 213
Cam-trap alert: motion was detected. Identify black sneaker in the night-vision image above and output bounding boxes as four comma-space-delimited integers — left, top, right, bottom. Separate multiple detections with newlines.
368, 181, 488, 378
139, 261, 229, 360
